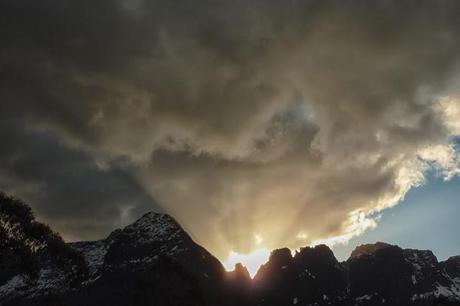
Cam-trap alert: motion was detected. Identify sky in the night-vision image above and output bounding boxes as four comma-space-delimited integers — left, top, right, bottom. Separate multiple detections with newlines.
333, 168, 460, 262
1, 0, 460, 267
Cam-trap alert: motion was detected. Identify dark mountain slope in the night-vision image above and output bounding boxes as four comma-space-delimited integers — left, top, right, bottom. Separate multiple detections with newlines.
71, 212, 227, 305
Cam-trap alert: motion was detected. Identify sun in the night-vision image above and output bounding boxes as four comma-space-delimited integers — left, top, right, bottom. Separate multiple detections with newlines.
223, 248, 271, 278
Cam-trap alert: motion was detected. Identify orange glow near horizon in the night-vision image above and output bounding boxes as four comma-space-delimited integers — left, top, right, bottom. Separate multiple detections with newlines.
223, 248, 271, 278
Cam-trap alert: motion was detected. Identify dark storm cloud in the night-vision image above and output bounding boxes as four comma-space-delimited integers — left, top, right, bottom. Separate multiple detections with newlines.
0, 119, 160, 240
1, 0, 460, 257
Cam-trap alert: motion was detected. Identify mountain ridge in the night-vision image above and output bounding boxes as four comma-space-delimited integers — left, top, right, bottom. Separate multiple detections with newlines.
1, 202, 459, 306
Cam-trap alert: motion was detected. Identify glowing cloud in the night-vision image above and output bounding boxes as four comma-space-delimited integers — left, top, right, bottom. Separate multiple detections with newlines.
1, 0, 460, 264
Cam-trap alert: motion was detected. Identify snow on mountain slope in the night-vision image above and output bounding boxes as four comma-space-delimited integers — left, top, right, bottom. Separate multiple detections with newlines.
70, 240, 109, 279
123, 212, 182, 243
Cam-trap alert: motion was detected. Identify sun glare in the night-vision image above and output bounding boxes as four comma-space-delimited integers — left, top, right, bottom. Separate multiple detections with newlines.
223, 248, 271, 278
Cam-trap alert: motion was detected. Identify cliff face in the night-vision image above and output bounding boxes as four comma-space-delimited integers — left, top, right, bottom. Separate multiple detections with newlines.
1, 211, 459, 306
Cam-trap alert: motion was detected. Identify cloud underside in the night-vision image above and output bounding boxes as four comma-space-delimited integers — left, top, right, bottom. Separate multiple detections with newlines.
1, 0, 460, 259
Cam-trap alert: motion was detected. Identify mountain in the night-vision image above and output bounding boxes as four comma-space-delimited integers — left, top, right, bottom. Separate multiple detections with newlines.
252, 243, 460, 306
1, 211, 231, 306
1, 196, 459, 306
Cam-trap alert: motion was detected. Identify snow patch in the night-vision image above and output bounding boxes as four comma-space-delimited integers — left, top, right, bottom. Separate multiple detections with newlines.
355, 294, 372, 302
0, 275, 27, 296
71, 240, 109, 276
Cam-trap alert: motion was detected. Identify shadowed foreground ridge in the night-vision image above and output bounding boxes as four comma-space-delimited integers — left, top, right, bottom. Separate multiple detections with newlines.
1, 194, 459, 306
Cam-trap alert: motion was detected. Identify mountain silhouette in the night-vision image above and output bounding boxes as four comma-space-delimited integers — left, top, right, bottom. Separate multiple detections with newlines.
1, 194, 459, 306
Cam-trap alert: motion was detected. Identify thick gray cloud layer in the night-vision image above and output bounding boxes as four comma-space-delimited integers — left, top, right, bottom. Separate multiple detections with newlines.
1, 0, 460, 259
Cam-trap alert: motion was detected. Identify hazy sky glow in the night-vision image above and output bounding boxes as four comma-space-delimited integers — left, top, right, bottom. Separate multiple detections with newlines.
224, 248, 271, 277
1, 1, 460, 266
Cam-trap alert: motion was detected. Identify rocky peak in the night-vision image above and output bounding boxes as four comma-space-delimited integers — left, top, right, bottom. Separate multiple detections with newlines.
267, 248, 293, 266
234, 263, 251, 277
403, 249, 439, 275
121, 212, 182, 242
226, 263, 251, 283
253, 248, 293, 287
102, 211, 197, 266
350, 241, 393, 258
442, 256, 460, 278
294, 244, 337, 264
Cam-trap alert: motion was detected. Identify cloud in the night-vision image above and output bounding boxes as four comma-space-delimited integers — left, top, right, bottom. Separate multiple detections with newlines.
1, 0, 460, 260
0, 120, 161, 241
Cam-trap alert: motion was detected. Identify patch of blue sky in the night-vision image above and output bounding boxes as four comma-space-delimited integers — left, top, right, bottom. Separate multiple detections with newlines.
333, 169, 460, 262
